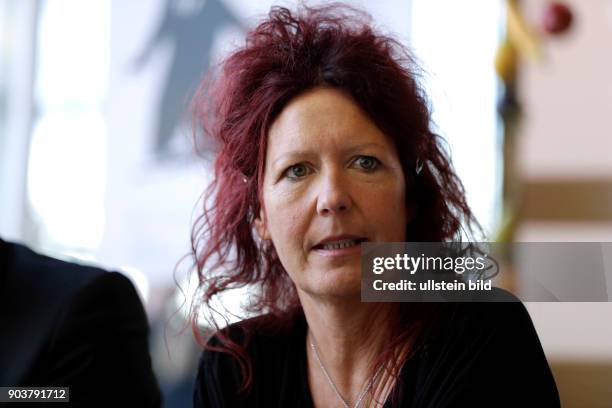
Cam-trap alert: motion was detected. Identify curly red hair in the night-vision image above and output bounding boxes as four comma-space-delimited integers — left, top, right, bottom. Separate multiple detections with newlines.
190, 3, 479, 399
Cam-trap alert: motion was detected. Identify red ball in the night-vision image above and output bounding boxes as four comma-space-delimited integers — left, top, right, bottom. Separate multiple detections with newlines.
541, 2, 573, 35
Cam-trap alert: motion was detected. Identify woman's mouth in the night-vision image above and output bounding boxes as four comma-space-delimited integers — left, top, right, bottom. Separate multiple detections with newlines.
312, 237, 368, 256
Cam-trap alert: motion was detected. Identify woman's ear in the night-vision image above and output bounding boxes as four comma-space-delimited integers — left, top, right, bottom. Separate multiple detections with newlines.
254, 209, 271, 240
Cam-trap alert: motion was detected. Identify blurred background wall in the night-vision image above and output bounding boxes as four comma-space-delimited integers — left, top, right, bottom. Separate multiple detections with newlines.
0, 0, 610, 406
514, 1, 612, 405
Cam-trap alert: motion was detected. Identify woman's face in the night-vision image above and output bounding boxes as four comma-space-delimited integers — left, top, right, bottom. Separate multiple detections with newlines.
256, 87, 408, 300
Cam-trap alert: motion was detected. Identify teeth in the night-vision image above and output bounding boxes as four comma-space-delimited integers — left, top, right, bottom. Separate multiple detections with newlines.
321, 239, 359, 250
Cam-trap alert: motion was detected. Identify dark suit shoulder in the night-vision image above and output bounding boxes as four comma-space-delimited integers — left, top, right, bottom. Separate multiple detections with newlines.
0, 241, 113, 385
1, 240, 108, 304
39, 271, 161, 406
48, 271, 149, 350
0, 240, 161, 406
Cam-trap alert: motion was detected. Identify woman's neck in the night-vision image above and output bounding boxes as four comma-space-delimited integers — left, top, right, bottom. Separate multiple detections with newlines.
300, 293, 399, 407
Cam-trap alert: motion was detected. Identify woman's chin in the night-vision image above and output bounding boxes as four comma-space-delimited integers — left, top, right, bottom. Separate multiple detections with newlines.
301, 268, 363, 300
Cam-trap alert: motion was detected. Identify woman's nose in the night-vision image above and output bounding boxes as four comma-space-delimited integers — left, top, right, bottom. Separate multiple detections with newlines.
315, 171, 353, 216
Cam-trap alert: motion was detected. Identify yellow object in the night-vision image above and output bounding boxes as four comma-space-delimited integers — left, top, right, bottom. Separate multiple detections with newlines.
506, 0, 541, 61
495, 40, 518, 83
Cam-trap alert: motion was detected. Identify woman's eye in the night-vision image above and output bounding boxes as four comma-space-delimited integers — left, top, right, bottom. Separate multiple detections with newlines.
354, 156, 381, 171
284, 164, 310, 180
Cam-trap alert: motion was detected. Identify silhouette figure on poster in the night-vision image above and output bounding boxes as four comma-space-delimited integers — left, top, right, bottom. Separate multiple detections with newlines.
134, 0, 241, 159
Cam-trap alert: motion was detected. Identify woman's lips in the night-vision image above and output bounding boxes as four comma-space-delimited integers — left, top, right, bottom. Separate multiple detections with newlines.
312, 238, 366, 257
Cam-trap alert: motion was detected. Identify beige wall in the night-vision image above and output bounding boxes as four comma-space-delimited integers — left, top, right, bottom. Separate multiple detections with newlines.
519, 0, 612, 179
513, 1, 612, 405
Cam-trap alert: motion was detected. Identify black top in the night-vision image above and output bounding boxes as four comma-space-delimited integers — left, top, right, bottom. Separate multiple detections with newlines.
0, 239, 161, 407
194, 293, 560, 408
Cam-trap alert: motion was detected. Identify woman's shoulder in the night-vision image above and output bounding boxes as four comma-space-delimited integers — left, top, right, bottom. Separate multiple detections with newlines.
427, 287, 537, 346
445, 287, 531, 326
415, 288, 560, 407
204, 310, 306, 353
194, 311, 307, 407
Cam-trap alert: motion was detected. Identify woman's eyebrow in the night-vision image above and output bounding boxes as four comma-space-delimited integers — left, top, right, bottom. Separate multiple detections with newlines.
271, 143, 387, 167
344, 142, 386, 155
271, 150, 315, 168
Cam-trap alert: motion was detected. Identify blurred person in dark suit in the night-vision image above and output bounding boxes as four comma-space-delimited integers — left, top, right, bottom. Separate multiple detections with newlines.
0, 238, 161, 407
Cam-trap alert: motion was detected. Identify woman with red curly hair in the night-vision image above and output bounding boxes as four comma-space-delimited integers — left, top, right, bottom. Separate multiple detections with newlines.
191, 4, 559, 408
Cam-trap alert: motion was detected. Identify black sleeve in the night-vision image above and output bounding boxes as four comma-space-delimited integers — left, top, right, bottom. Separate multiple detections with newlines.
414, 300, 560, 408
193, 348, 222, 408
193, 334, 247, 408
37, 272, 162, 407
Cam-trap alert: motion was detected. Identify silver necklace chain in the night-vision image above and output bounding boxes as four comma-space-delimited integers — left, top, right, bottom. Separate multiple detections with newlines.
309, 334, 385, 408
